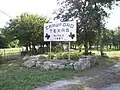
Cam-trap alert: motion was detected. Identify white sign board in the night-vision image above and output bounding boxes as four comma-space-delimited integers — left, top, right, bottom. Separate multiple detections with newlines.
44, 21, 76, 41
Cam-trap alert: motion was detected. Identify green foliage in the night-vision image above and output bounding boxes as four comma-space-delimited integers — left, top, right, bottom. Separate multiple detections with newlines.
56, 52, 82, 60
3, 13, 48, 52
0, 35, 7, 48
8, 40, 19, 48
55, 0, 119, 54
48, 52, 55, 59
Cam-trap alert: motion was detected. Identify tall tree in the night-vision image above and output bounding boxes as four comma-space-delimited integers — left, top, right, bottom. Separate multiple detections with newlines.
3, 13, 48, 53
54, 0, 119, 55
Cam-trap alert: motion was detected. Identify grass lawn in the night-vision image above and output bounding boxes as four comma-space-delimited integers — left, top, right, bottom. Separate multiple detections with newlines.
90, 50, 120, 58
0, 50, 119, 90
0, 60, 79, 90
0, 48, 22, 56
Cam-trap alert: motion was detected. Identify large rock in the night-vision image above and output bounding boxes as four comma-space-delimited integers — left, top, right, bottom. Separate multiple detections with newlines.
23, 55, 47, 68
73, 55, 97, 70
36, 61, 43, 68
23, 55, 29, 60
74, 59, 90, 70
23, 59, 36, 68
42, 61, 56, 70
42, 60, 69, 70
80, 55, 98, 67
23, 55, 98, 71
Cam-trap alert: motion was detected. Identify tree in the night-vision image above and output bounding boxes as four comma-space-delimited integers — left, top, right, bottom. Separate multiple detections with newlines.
0, 28, 8, 48
113, 27, 120, 49
54, 0, 119, 55
3, 13, 48, 54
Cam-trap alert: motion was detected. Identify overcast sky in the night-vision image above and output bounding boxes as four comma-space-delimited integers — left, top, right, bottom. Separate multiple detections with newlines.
0, 0, 120, 29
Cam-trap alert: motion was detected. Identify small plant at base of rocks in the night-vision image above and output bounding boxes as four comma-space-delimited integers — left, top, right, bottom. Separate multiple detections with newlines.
48, 53, 55, 59
56, 52, 83, 60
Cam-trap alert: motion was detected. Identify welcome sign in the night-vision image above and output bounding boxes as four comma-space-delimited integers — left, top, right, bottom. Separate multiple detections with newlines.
44, 21, 76, 41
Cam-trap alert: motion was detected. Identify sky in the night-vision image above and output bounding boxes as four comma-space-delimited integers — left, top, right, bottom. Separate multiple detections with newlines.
0, 0, 120, 29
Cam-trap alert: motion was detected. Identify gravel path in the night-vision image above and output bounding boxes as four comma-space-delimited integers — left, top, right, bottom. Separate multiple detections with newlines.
34, 63, 120, 90
34, 77, 93, 90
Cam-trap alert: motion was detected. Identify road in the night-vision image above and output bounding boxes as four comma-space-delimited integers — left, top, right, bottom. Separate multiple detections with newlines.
34, 63, 120, 90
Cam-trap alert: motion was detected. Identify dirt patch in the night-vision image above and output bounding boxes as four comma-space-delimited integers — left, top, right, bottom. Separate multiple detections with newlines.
34, 63, 120, 90
111, 57, 120, 62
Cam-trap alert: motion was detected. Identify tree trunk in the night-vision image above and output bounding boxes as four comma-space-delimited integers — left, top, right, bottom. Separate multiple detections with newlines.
107, 44, 108, 51
84, 41, 88, 55
25, 45, 28, 52
100, 38, 104, 56
89, 42, 92, 49
28, 45, 32, 51
75, 44, 77, 50
109, 44, 112, 49
43, 44, 44, 53
32, 44, 37, 54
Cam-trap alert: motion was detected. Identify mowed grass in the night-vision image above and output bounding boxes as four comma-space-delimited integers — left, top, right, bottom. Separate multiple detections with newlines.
91, 50, 120, 58
0, 57, 115, 90
0, 48, 22, 56
0, 50, 119, 90
0, 60, 77, 90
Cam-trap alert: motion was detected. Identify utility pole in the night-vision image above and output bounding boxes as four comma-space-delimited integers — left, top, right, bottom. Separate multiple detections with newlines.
0, 10, 13, 18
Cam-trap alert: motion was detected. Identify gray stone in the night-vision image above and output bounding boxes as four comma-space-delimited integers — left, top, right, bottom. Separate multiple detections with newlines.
36, 61, 42, 68
23, 59, 36, 68
23, 55, 98, 71
42, 61, 56, 70
39, 55, 47, 60
23, 55, 29, 60
23, 55, 47, 68
58, 65, 65, 69
74, 56, 91, 70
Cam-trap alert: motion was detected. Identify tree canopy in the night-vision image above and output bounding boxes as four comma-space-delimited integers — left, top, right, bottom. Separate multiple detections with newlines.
54, 0, 120, 55
3, 13, 48, 53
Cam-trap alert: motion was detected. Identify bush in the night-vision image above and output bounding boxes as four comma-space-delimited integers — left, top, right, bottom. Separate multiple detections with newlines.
56, 52, 82, 60
48, 53, 55, 59
56, 52, 63, 59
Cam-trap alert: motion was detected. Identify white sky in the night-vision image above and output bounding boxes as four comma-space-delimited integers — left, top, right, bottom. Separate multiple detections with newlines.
0, 0, 120, 29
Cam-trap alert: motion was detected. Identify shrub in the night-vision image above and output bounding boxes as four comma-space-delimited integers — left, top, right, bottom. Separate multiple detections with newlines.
48, 53, 55, 59
56, 52, 63, 59
70, 52, 81, 60
56, 52, 82, 60
61, 52, 68, 59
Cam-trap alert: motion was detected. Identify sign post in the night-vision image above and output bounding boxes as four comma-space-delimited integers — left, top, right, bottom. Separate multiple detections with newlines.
44, 21, 76, 60
68, 41, 70, 60
50, 41, 52, 59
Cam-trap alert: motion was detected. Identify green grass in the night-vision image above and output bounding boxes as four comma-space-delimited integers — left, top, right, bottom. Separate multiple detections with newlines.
91, 50, 120, 58
0, 48, 22, 56
0, 60, 77, 90
0, 49, 118, 90
0, 56, 114, 90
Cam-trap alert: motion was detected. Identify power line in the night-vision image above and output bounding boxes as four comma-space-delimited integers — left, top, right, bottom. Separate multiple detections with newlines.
0, 10, 13, 18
